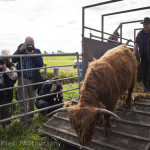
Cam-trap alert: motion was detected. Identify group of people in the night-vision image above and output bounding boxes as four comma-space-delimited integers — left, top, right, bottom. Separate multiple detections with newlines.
0, 36, 63, 127
0, 17, 150, 127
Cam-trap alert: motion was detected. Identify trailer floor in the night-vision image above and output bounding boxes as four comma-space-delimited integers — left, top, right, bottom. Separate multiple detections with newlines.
39, 98, 150, 150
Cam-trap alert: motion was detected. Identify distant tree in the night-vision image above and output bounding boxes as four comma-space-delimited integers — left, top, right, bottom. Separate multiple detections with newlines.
57, 50, 64, 53
44, 51, 48, 54
52, 51, 54, 54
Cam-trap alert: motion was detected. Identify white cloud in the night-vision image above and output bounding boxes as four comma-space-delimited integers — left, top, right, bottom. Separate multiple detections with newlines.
0, 0, 149, 54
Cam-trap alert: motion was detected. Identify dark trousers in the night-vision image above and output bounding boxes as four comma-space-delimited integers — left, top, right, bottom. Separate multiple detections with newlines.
36, 100, 61, 115
140, 59, 150, 90
17, 77, 37, 125
0, 93, 12, 127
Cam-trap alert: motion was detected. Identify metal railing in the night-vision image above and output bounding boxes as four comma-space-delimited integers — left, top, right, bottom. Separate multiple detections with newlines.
87, 26, 134, 47
82, 0, 150, 44
0, 52, 81, 123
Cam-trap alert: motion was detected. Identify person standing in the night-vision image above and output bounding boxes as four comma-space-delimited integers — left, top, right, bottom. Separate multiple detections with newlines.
0, 49, 17, 127
108, 23, 131, 45
107, 23, 122, 45
12, 36, 43, 126
133, 17, 150, 92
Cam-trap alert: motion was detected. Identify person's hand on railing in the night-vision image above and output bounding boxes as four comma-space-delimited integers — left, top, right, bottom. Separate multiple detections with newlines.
125, 39, 133, 45
6, 66, 18, 80
118, 23, 122, 28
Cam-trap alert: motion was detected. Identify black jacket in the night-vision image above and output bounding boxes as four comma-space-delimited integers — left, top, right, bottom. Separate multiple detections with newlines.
37, 82, 63, 105
137, 29, 150, 62
12, 44, 44, 90
0, 62, 17, 102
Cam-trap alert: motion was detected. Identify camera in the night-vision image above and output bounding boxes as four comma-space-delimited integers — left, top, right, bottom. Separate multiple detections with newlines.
56, 84, 62, 91
0, 59, 5, 65
27, 43, 34, 52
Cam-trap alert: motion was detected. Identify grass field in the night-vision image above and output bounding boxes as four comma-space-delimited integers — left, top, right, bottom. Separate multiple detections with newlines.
43, 56, 76, 67
0, 56, 80, 150
41, 56, 79, 79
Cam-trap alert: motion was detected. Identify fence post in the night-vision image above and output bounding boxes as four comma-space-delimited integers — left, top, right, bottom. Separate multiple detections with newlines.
44, 64, 47, 78
54, 68, 59, 76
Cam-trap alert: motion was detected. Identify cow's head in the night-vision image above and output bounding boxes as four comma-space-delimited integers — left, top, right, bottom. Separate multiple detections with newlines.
47, 105, 120, 145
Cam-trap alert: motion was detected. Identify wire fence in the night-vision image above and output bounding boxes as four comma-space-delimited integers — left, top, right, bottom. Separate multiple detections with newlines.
0, 52, 81, 123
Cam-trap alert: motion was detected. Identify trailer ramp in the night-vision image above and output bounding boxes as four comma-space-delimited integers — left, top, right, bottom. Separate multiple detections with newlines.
39, 99, 150, 150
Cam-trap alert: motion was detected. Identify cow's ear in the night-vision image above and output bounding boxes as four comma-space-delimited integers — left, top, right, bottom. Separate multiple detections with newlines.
93, 57, 97, 61
98, 101, 106, 109
63, 102, 71, 107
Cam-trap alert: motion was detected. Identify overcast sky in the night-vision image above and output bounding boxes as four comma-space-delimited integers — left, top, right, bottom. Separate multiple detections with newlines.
0, 0, 149, 54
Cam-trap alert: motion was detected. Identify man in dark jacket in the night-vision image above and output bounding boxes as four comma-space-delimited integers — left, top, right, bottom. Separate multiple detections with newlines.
35, 77, 63, 115
12, 36, 43, 126
133, 17, 150, 92
0, 49, 17, 127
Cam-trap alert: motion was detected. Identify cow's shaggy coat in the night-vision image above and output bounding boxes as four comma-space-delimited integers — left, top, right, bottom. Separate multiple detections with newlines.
49, 45, 138, 145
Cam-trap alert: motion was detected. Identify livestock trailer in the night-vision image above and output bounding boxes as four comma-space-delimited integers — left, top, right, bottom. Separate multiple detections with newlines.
39, 1, 150, 149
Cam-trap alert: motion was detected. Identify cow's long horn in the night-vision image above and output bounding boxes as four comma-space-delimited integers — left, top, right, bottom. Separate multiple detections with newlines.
96, 108, 120, 119
46, 108, 68, 117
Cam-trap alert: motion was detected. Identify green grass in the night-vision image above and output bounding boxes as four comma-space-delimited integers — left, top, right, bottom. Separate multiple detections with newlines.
0, 83, 79, 150
43, 56, 76, 67
0, 115, 50, 150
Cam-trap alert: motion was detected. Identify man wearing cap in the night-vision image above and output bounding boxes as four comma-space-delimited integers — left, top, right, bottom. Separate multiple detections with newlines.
0, 49, 17, 127
133, 17, 150, 92
35, 76, 63, 115
12, 36, 43, 126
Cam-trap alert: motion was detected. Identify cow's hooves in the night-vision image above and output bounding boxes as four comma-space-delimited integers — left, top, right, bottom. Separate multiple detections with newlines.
105, 128, 112, 137
125, 104, 131, 109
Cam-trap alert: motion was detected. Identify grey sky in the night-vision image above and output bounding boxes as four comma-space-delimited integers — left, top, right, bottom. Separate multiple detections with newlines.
0, 0, 149, 54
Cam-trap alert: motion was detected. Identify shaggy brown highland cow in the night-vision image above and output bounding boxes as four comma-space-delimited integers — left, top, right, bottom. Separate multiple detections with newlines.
47, 45, 138, 146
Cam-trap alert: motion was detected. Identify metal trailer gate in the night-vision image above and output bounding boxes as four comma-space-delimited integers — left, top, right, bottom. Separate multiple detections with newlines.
82, 38, 116, 77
